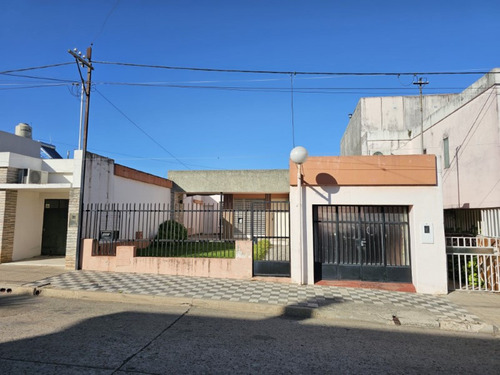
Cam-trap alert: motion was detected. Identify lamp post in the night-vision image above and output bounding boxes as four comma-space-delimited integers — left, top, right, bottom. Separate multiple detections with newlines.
290, 146, 308, 284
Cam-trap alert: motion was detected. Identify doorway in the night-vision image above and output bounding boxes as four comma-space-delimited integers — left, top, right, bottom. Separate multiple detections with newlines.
41, 199, 69, 256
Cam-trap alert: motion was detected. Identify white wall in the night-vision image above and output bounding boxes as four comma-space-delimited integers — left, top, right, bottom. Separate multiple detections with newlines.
398, 86, 500, 209
112, 176, 171, 204
83, 154, 171, 205
43, 159, 75, 184
341, 71, 500, 211
290, 182, 447, 294
182, 195, 220, 235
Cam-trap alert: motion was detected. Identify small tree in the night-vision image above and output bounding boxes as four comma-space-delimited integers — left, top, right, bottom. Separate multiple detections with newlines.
154, 220, 187, 241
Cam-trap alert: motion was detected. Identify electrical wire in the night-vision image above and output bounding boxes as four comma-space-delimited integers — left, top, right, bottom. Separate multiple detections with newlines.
0, 62, 73, 74
0, 72, 75, 83
0, 83, 68, 90
92, 0, 121, 43
93, 61, 497, 76
94, 88, 193, 170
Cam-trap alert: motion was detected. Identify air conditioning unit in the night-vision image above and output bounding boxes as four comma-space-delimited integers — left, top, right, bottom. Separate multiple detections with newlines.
19, 169, 48, 184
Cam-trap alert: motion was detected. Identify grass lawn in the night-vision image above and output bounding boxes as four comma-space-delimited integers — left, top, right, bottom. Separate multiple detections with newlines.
137, 241, 236, 258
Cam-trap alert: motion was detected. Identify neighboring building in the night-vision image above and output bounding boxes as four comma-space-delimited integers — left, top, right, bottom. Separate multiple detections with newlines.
341, 69, 500, 238
168, 169, 290, 276
289, 155, 447, 294
0, 123, 172, 268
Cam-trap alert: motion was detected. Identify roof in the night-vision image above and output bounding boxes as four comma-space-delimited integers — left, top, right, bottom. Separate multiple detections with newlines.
168, 169, 289, 194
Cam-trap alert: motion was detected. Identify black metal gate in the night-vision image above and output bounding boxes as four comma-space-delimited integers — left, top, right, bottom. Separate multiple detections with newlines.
313, 205, 411, 282
250, 201, 290, 277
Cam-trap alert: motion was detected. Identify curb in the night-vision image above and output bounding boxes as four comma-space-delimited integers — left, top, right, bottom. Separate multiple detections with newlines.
3, 285, 498, 336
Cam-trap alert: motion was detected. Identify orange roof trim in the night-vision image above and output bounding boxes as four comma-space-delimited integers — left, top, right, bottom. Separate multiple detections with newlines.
290, 155, 437, 187
114, 164, 173, 189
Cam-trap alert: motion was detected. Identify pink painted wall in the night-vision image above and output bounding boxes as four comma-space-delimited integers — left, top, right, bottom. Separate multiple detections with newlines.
81, 239, 253, 279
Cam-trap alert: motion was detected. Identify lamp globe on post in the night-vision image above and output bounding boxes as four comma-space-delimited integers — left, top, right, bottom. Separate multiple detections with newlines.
290, 146, 308, 284
290, 146, 308, 165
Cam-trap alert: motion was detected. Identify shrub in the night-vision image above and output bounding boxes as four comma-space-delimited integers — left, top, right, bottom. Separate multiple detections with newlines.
254, 239, 271, 260
154, 220, 187, 241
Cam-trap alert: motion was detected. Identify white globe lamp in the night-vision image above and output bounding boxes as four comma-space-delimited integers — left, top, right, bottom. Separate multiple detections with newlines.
290, 146, 308, 165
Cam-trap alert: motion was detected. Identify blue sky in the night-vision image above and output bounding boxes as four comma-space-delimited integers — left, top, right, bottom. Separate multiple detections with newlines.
1, 0, 499, 177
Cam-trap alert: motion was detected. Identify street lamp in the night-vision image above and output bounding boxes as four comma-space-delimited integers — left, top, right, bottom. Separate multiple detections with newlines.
290, 146, 308, 284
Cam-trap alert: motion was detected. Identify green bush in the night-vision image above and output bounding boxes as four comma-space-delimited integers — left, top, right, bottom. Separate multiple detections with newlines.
254, 239, 271, 260
465, 258, 484, 288
154, 220, 187, 241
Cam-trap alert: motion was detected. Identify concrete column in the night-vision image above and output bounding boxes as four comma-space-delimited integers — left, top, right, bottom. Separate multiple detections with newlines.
0, 190, 18, 263
64, 188, 80, 269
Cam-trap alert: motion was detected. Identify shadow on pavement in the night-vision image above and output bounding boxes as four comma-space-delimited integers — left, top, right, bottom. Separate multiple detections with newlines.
0, 301, 498, 374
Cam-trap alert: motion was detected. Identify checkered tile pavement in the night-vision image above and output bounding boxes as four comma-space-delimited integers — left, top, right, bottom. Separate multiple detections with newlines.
24, 271, 480, 325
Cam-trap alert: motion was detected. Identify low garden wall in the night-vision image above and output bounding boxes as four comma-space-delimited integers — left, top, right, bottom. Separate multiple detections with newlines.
81, 239, 253, 279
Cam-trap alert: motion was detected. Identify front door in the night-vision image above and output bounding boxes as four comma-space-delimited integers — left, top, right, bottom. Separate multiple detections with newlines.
41, 199, 69, 256
313, 205, 411, 282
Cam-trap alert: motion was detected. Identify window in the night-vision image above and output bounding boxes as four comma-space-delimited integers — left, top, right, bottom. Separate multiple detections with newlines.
443, 137, 450, 168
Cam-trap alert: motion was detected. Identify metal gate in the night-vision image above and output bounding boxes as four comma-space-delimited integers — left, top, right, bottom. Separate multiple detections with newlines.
313, 205, 411, 282
250, 201, 290, 277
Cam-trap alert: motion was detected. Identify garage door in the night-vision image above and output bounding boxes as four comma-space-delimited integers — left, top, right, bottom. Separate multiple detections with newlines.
313, 205, 411, 282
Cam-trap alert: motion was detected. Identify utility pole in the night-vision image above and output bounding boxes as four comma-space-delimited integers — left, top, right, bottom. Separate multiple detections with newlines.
413, 77, 429, 154
78, 82, 84, 150
68, 46, 93, 270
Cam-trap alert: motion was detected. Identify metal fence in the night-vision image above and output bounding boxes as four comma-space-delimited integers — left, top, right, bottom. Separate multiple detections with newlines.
82, 202, 290, 265
248, 201, 290, 276
446, 235, 500, 292
448, 253, 500, 292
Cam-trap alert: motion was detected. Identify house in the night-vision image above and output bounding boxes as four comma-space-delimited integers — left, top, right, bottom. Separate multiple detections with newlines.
168, 169, 290, 276
289, 154, 447, 294
0, 123, 172, 269
340, 68, 500, 239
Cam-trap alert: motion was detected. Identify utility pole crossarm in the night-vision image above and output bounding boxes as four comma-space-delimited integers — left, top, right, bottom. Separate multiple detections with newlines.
67, 49, 94, 70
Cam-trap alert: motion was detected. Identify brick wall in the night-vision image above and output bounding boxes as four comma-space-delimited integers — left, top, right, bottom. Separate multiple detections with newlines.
0, 190, 18, 263
0, 167, 19, 183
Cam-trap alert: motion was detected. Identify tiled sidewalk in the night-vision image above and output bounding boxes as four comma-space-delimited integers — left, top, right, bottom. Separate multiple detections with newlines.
24, 270, 481, 326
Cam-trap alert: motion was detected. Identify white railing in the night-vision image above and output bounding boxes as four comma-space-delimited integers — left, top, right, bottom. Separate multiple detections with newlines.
445, 236, 499, 249
448, 253, 500, 292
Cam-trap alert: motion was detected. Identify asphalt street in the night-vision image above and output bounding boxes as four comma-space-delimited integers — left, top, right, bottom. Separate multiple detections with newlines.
0, 294, 498, 374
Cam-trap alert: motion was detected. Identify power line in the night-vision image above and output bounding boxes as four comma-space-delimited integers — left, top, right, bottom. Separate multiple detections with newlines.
0, 72, 75, 82
92, 0, 121, 43
0, 62, 73, 74
93, 61, 496, 76
0, 83, 68, 90
94, 88, 193, 170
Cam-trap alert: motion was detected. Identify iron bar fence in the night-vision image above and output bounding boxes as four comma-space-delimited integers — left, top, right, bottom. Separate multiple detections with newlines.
82, 202, 290, 262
